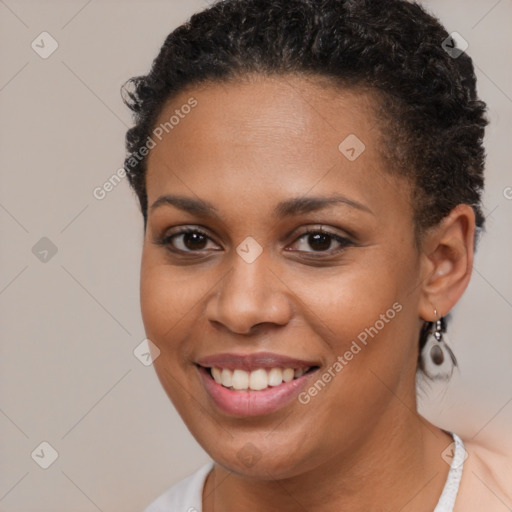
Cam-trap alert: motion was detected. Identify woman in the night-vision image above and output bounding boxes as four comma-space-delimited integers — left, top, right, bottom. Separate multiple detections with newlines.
122, 0, 511, 510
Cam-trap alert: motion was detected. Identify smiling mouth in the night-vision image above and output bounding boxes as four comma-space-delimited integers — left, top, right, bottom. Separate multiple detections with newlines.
199, 365, 319, 391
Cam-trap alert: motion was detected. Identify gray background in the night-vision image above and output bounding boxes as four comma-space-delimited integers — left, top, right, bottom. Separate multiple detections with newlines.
0, 0, 511, 510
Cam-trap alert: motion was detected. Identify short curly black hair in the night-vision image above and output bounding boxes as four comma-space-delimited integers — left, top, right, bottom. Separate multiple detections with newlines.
122, 0, 488, 375
123, 0, 487, 235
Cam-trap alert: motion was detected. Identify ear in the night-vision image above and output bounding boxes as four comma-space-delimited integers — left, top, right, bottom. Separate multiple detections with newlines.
418, 204, 476, 321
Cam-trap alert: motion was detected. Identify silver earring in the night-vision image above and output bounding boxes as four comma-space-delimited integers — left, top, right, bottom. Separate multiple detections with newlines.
420, 309, 457, 380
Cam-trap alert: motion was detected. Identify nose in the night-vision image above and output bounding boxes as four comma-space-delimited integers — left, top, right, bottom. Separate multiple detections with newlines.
205, 254, 293, 335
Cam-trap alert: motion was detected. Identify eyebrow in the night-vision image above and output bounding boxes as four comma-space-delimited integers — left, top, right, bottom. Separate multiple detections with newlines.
149, 193, 374, 218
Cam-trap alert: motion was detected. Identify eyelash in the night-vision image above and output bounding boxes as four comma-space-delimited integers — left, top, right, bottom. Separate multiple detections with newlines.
154, 226, 353, 257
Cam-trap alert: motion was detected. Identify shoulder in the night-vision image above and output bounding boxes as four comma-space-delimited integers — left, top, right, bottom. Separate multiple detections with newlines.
143, 461, 214, 512
455, 435, 512, 511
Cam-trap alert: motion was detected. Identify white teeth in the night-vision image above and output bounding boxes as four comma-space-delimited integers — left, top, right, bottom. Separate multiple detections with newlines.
268, 368, 283, 386
249, 368, 268, 390
211, 367, 222, 384
220, 368, 233, 387
283, 368, 294, 382
210, 366, 311, 391
294, 368, 304, 378
232, 369, 249, 390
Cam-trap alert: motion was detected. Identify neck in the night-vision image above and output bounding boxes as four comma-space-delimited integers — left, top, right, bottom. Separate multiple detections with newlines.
203, 410, 453, 512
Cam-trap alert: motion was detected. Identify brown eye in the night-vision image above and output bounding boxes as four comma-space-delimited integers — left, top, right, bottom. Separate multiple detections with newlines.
289, 228, 352, 254
159, 228, 220, 253
180, 232, 208, 250
304, 232, 332, 251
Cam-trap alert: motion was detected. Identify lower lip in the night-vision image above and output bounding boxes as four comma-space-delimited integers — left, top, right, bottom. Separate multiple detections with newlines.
197, 365, 318, 417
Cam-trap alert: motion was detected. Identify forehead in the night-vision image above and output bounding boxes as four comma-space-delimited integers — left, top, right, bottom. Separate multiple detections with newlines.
145, 74, 411, 222
148, 73, 378, 166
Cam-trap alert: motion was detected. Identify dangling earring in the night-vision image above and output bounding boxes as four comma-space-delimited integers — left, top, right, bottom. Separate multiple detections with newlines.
419, 308, 457, 380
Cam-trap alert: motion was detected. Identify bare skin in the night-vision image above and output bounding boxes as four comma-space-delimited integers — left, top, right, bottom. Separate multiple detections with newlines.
140, 74, 476, 512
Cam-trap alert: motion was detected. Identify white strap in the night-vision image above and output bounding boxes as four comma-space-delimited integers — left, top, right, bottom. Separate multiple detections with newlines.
433, 432, 465, 512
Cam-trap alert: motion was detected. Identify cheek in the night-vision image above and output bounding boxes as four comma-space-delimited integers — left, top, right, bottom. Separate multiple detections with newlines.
140, 260, 172, 341
291, 272, 412, 447
292, 259, 402, 337
291, 252, 417, 387
139, 252, 191, 376
140, 251, 198, 340
139, 249, 223, 376
139, 253, 199, 407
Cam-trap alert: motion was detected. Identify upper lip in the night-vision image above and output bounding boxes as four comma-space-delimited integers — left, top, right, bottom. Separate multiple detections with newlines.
195, 352, 320, 371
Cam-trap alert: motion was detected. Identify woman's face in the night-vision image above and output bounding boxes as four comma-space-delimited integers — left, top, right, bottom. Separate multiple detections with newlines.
141, 75, 426, 478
